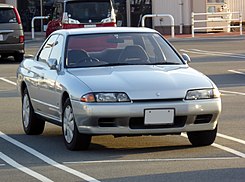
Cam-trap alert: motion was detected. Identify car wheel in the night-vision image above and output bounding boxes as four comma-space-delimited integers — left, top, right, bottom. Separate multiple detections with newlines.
187, 126, 217, 146
1, 54, 10, 59
22, 88, 45, 135
14, 53, 24, 62
62, 98, 91, 150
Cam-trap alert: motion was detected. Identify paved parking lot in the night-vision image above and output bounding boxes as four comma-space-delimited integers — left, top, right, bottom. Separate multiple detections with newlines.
0, 35, 244, 182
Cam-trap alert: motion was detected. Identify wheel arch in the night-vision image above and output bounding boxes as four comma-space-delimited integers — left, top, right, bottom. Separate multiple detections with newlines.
61, 91, 70, 110
20, 81, 27, 97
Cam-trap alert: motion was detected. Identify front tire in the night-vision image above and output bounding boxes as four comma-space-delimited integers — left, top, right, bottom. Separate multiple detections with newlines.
187, 126, 218, 146
62, 98, 91, 151
14, 53, 24, 62
22, 88, 45, 135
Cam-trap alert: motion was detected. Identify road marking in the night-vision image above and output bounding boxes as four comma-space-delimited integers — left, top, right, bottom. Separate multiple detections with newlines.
228, 69, 245, 75
0, 77, 16, 86
218, 133, 245, 145
0, 152, 53, 182
220, 90, 245, 96
212, 143, 245, 158
181, 133, 245, 158
180, 49, 245, 59
0, 163, 5, 167
0, 131, 100, 182
63, 156, 239, 165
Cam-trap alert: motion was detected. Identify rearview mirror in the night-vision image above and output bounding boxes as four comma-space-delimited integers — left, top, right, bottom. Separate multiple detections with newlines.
47, 58, 58, 70
182, 53, 191, 64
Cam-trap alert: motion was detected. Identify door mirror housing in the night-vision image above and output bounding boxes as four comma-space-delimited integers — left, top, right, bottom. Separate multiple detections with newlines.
182, 53, 191, 64
47, 58, 58, 70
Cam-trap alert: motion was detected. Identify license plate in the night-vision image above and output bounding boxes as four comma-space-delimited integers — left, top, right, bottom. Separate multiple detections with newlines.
0, 34, 3, 41
144, 109, 174, 125
84, 24, 96, 28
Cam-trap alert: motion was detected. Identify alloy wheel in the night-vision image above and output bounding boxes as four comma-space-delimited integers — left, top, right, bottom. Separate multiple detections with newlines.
63, 105, 75, 143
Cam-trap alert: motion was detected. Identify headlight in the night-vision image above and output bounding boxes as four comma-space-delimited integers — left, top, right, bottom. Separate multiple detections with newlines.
185, 88, 220, 100
81, 92, 131, 103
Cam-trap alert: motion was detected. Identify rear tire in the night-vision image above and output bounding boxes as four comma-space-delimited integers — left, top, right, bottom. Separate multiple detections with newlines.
187, 126, 217, 146
1, 54, 10, 59
14, 53, 24, 62
22, 88, 45, 135
62, 98, 91, 151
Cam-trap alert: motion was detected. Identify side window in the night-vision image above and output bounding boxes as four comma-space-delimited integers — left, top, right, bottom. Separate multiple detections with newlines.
37, 35, 59, 63
49, 35, 64, 64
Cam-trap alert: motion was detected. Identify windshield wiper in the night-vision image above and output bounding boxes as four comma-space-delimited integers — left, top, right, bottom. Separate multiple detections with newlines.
149, 62, 181, 65
94, 63, 140, 67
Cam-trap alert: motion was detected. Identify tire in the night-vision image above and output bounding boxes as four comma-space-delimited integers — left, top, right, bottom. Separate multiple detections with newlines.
22, 88, 45, 135
1, 54, 10, 59
62, 98, 91, 151
14, 53, 24, 62
187, 126, 217, 147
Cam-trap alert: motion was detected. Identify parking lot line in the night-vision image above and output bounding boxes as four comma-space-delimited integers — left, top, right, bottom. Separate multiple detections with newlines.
228, 70, 245, 75
0, 131, 100, 182
0, 152, 53, 182
0, 77, 16, 86
220, 90, 245, 96
181, 133, 245, 158
217, 133, 245, 145
63, 157, 239, 165
180, 49, 245, 59
212, 143, 245, 158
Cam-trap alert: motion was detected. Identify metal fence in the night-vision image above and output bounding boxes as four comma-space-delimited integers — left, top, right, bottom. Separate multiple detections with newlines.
192, 12, 243, 37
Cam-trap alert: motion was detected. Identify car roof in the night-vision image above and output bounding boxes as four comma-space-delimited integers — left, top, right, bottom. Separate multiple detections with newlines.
53, 27, 158, 36
0, 3, 14, 8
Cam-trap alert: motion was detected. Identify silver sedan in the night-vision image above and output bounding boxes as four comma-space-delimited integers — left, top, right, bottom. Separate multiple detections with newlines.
17, 27, 221, 150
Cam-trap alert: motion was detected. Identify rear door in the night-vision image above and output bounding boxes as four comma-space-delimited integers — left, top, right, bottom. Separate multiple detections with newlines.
0, 7, 21, 44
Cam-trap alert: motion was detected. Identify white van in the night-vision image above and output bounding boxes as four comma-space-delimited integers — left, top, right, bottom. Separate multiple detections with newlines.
46, 0, 116, 37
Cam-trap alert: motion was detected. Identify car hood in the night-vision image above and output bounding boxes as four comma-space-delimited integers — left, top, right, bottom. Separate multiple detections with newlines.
68, 65, 214, 100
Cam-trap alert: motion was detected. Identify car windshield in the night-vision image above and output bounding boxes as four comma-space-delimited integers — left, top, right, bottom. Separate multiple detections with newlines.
66, 0, 111, 23
65, 32, 184, 68
0, 8, 17, 24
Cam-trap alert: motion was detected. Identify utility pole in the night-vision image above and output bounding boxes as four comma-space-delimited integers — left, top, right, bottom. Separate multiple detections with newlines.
40, 0, 43, 32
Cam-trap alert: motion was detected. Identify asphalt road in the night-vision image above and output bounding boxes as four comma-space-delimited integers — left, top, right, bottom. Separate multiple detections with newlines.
0, 35, 245, 182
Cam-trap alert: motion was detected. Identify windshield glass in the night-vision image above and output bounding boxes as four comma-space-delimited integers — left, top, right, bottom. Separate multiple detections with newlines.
66, 0, 111, 23
65, 32, 184, 68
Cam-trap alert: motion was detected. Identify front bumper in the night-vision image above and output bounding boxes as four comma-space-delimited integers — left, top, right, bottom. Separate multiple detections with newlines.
71, 98, 221, 135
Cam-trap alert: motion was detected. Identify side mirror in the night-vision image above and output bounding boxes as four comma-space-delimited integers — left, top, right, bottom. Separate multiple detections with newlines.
182, 53, 191, 64
47, 58, 58, 70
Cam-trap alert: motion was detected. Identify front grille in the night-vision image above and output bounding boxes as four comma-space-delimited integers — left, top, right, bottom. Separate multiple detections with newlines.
194, 114, 213, 124
132, 98, 183, 103
129, 116, 187, 129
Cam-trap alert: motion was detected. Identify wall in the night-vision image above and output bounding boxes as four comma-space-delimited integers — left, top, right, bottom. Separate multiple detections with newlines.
152, 0, 192, 34
6, 0, 16, 6
227, 0, 245, 20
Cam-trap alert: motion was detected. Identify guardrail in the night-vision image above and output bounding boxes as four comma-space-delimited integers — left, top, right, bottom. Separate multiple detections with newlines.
141, 14, 175, 38
31, 16, 49, 39
192, 12, 242, 38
